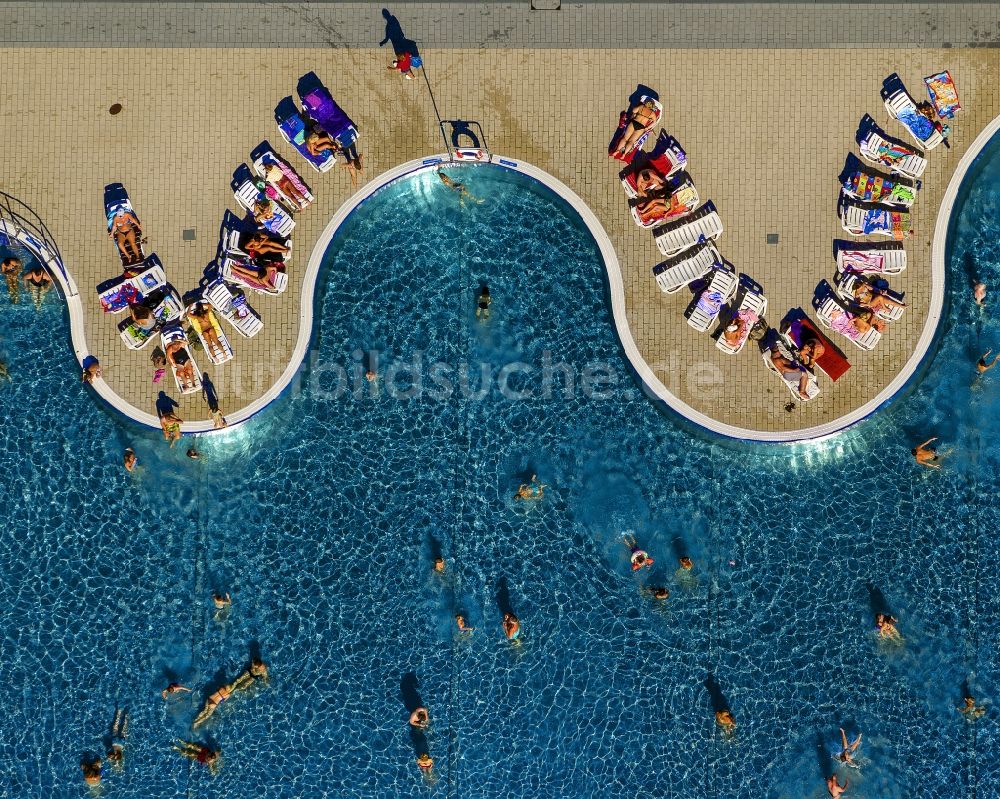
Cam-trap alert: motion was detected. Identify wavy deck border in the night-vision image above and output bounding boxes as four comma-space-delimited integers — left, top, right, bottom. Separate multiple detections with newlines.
56, 145, 980, 440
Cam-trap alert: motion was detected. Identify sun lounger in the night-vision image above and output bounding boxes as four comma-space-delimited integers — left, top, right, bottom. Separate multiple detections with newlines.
221, 253, 289, 295
924, 71, 961, 119
814, 296, 881, 351
653, 201, 723, 257
841, 167, 915, 208
834, 272, 905, 322
300, 85, 359, 146
275, 96, 336, 173
630, 173, 699, 229
116, 287, 183, 349
620, 132, 687, 198
250, 141, 314, 212
883, 84, 944, 150
97, 257, 167, 313
858, 127, 927, 179
161, 324, 203, 395
232, 166, 296, 238
839, 197, 911, 240
104, 183, 146, 267
186, 301, 234, 365
686, 264, 739, 332
608, 95, 664, 163
651, 241, 721, 294
716, 288, 767, 355
763, 343, 821, 402
836, 246, 906, 276
205, 278, 263, 338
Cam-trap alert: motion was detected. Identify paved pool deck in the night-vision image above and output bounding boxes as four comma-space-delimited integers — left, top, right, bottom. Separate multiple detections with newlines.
1, 2, 998, 439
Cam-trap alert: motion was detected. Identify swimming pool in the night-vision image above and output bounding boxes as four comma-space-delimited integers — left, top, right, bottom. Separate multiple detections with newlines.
0, 157, 997, 798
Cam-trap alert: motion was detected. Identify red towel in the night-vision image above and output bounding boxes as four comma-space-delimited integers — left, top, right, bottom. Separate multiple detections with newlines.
797, 318, 851, 381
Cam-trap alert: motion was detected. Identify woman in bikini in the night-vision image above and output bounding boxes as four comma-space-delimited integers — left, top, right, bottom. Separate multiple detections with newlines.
854, 282, 905, 316
108, 207, 143, 264
262, 158, 311, 208
165, 340, 196, 387
769, 347, 813, 400
613, 99, 659, 157
173, 740, 220, 773
22, 264, 52, 308
159, 410, 183, 447
188, 303, 226, 359
192, 683, 233, 728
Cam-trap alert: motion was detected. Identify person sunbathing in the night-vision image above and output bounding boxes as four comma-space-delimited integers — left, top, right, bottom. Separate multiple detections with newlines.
230, 260, 283, 291
847, 308, 885, 334
634, 167, 666, 197
633, 191, 693, 227
769, 348, 813, 401
796, 338, 825, 369
188, 303, 226, 359
192, 683, 233, 728
853, 282, 905, 315
108, 207, 143, 264
129, 302, 157, 332
722, 314, 751, 348
166, 341, 197, 387
242, 231, 289, 262
613, 99, 659, 157
305, 128, 338, 156
262, 159, 311, 208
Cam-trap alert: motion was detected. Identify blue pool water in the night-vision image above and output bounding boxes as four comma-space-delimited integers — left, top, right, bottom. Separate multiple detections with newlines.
1, 155, 998, 798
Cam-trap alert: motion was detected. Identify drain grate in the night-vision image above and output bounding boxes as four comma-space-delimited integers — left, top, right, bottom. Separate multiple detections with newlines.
182, 228, 196, 241
766, 233, 779, 245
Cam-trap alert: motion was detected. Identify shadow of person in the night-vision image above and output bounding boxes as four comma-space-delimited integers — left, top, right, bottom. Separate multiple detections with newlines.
409, 725, 429, 759
703, 673, 728, 714
379, 8, 420, 58
495, 577, 514, 617
814, 729, 834, 779
866, 584, 892, 620
400, 672, 424, 714
155, 390, 179, 418
202, 373, 219, 412
449, 120, 481, 150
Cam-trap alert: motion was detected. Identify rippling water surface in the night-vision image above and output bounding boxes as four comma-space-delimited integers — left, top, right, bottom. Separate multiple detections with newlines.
1, 158, 998, 798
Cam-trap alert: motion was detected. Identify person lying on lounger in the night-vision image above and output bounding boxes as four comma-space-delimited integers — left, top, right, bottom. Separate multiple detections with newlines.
612, 99, 659, 158
241, 231, 289, 264
849, 308, 885, 334
634, 167, 666, 197
165, 340, 197, 387
188, 303, 226, 359
795, 337, 825, 370
230, 261, 283, 291
251, 197, 278, 226
853, 281, 906, 316
769, 347, 813, 401
129, 302, 157, 333
108, 207, 143, 264
262, 158, 311, 208
722, 314, 751, 348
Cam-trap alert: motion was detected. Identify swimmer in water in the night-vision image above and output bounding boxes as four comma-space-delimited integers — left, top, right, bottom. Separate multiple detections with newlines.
409, 707, 430, 728
81, 359, 102, 384
162, 682, 191, 700
186, 448, 200, 460
651, 587, 670, 600
679, 556, 694, 570
622, 533, 654, 571
192, 682, 233, 728
0, 360, 9, 382
875, 613, 901, 641
106, 708, 128, 771
416, 753, 434, 771
436, 166, 483, 205
123, 448, 137, 472
959, 695, 986, 720
81, 756, 102, 786
502, 612, 520, 640
476, 285, 492, 320
715, 709, 736, 734
975, 282, 987, 306
912, 437, 942, 469
433, 557, 445, 573
827, 774, 848, 798
514, 474, 546, 501
456, 614, 474, 633
173, 740, 220, 773
977, 349, 1000, 375
835, 728, 862, 766
213, 592, 231, 609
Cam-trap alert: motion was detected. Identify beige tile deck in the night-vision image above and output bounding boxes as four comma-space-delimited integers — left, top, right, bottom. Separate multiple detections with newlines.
0, 44, 996, 435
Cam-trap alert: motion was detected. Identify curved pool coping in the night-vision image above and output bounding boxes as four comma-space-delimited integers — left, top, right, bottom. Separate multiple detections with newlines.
59, 138, 995, 439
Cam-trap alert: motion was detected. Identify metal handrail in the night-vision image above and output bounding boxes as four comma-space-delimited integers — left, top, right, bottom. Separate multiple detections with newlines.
0, 189, 67, 285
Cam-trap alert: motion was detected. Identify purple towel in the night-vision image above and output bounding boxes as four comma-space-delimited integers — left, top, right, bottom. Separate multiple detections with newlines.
302, 87, 354, 139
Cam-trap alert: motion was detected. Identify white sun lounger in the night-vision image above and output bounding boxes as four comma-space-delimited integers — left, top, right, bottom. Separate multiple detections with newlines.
858, 129, 927, 179
716, 289, 767, 355
161, 325, 203, 395
205, 279, 263, 338
220, 254, 289, 295
762, 344, 821, 402
834, 272, 905, 322
836, 246, 907, 275
116, 286, 183, 350
651, 241, 720, 294
630, 176, 699, 229
815, 296, 881, 350
251, 143, 315, 212
97, 259, 167, 313
186, 301, 234, 365
686, 265, 739, 332
883, 87, 944, 151
232, 177, 296, 238
839, 198, 911, 240
653, 201, 723, 257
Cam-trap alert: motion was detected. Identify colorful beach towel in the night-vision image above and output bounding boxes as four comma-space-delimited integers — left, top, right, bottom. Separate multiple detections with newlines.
863, 209, 910, 240
844, 172, 914, 205
695, 289, 725, 318
925, 71, 961, 119
840, 251, 885, 274
896, 108, 936, 142
870, 139, 917, 167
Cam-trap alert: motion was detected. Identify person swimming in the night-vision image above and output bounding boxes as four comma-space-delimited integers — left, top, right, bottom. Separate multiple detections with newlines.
173, 740, 220, 773
416, 752, 434, 771
875, 613, 901, 641
715, 709, 736, 734
409, 707, 430, 728
455, 614, 474, 633
514, 475, 546, 501
106, 708, 128, 771
977, 349, 1000, 375
959, 695, 986, 720
476, 286, 492, 320
192, 683, 233, 727
437, 166, 483, 205
834, 727, 861, 765
827, 774, 848, 798
80, 757, 102, 786
123, 448, 137, 472
502, 612, 520, 640
911, 437, 942, 469
622, 533, 653, 571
